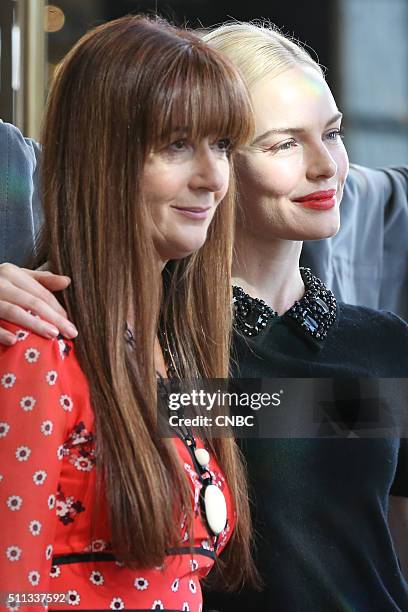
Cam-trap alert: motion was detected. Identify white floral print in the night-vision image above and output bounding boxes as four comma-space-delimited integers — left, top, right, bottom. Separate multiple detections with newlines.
20, 396, 36, 411
110, 598, 125, 610
29, 520, 42, 536
66, 590, 80, 606
134, 577, 149, 591
15, 446, 31, 461
50, 564, 61, 578
56, 500, 68, 517
59, 394, 73, 412
87, 539, 107, 552
33, 470, 47, 485
6, 546, 22, 561
45, 370, 58, 385
24, 348, 40, 363
74, 456, 93, 472
15, 329, 29, 341
57, 444, 65, 460
28, 570, 40, 585
48, 494, 56, 509
58, 339, 67, 359
90, 570, 104, 585
0, 332, 234, 610
41, 420, 53, 435
1, 373, 16, 388
6, 495, 23, 511
0, 422, 10, 437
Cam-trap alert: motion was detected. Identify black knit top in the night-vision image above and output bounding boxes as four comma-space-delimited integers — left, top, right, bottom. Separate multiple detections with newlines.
204, 296, 408, 612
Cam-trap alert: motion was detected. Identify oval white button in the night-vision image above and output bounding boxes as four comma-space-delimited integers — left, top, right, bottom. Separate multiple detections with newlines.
194, 448, 210, 468
204, 484, 227, 535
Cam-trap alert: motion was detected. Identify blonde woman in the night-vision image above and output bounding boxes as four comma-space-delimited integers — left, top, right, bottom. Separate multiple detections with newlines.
201, 22, 408, 611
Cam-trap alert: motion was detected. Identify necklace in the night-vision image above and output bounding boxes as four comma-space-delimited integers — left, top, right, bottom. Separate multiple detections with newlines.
124, 324, 227, 539
233, 267, 337, 347
157, 373, 227, 539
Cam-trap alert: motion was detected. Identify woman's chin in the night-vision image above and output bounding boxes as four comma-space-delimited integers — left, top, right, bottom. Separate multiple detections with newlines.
303, 227, 340, 241
301, 213, 341, 241
156, 234, 209, 261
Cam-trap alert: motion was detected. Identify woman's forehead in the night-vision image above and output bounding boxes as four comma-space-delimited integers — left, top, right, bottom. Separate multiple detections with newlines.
250, 66, 339, 135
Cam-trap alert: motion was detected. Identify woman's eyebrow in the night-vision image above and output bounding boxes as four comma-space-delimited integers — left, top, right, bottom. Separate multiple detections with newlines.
251, 112, 343, 146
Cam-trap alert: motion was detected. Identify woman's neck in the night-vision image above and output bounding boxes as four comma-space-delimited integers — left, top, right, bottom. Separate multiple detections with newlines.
232, 232, 305, 315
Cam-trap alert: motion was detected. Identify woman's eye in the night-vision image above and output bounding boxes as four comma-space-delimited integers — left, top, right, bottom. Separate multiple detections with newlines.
214, 138, 232, 153
272, 140, 297, 152
168, 139, 188, 152
326, 128, 344, 141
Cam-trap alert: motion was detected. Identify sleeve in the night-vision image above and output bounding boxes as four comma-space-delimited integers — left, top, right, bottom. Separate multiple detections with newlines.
0, 120, 43, 266
0, 321, 75, 603
390, 439, 408, 497
379, 166, 408, 322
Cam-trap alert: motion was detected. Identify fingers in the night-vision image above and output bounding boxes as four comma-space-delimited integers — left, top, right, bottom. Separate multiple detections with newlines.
29, 269, 72, 294
0, 327, 18, 346
0, 285, 78, 340
0, 263, 69, 319
0, 263, 78, 341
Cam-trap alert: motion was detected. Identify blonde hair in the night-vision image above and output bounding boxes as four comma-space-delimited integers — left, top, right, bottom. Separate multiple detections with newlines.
203, 20, 323, 90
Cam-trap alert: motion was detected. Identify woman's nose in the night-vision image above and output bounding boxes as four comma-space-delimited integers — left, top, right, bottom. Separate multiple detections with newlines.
306, 145, 337, 181
191, 148, 228, 193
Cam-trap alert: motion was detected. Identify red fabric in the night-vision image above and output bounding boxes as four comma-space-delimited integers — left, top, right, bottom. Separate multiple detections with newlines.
0, 322, 234, 611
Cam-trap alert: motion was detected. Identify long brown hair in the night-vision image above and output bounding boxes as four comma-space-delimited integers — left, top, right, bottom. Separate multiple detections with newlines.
38, 15, 256, 587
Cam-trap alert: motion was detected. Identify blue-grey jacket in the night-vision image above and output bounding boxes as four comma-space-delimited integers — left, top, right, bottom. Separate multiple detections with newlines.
1, 120, 407, 319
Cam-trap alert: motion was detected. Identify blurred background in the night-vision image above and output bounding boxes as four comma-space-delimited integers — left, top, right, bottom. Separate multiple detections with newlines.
0, 0, 407, 167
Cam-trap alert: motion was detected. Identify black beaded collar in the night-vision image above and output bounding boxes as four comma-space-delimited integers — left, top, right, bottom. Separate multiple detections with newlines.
232, 268, 337, 349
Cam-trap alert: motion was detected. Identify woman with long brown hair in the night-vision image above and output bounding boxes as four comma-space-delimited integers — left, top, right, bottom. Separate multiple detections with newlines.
0, 15, 256, 611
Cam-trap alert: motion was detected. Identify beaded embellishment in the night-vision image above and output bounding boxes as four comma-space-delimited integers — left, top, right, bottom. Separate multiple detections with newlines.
233, 267, 337, 347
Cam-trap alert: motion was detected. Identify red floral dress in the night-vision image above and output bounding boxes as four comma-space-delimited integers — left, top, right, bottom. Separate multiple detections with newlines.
0, 321, 234, 611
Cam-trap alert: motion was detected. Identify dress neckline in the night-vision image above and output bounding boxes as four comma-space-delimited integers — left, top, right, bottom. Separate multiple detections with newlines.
232, 267, 337, 349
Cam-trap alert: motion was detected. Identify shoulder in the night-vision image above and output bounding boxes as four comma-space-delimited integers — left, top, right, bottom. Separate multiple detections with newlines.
337, 302, 408, 356
0, 320, 75, 370
338, 302, 408, 328
0, 321, 91, 426
0, 119, 40, 163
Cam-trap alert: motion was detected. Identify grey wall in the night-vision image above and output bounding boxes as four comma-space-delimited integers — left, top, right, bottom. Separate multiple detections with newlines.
338, 0, 408, 166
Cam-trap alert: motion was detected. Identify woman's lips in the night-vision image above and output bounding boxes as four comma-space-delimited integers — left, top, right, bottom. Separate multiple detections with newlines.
171, 206, 211, 220
293, 189, 336, 211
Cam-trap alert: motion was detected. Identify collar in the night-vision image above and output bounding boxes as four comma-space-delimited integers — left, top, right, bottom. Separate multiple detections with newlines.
232, 267, 337, 350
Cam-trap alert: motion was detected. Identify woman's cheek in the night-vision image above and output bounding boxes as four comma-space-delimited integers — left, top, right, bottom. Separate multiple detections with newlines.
262, 155, 304, 197
338, 145, 350, 183
237, 150, 304, 199
333, 144, 349, 203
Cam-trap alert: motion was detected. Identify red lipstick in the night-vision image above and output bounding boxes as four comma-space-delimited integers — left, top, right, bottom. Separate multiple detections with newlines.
293, 189, 336, 211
